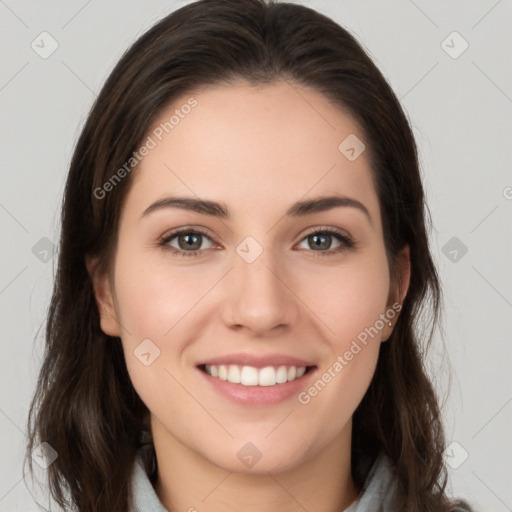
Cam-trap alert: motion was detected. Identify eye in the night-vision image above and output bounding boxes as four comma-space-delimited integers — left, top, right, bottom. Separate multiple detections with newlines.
296, 228, 355, 257
159, 228, 215, 257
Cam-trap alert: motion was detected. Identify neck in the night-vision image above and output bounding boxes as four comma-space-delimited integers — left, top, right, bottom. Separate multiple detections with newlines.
152, 419, 360, 512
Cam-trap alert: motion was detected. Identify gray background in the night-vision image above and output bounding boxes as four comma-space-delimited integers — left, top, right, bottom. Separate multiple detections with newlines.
1, 0, 511, 510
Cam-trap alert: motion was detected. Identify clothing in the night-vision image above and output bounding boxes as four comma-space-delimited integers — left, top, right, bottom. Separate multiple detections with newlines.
130, 453, 167, 512
129, 450, 401, 512
344, 454, 401, 512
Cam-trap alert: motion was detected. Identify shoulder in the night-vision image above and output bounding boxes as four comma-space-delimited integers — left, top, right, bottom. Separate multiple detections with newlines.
352, 453, 478, 512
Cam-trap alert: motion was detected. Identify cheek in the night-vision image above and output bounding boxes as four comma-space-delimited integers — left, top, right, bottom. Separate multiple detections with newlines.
295, 249, 389, 408
294, 265, 388, 441
112, 246, 208, 340
111, 250, 199, 424
298, 251, 391, 347
110, 245, 221, 403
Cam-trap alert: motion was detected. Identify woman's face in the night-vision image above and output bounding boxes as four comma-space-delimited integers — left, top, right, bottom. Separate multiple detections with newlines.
91, 79, 409, 474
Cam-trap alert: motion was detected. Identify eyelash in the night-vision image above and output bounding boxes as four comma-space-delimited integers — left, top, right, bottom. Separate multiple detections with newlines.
158, 227, 355, 258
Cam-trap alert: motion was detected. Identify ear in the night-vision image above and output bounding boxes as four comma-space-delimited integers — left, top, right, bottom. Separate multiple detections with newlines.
85, 256, 121, 337
382, 244, 410, 341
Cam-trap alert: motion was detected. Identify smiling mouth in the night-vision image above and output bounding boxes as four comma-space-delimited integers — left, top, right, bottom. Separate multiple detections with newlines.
197, 364, 316, 387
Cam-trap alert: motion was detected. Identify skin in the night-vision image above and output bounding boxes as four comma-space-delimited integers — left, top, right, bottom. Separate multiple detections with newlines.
88, 79, 410, 512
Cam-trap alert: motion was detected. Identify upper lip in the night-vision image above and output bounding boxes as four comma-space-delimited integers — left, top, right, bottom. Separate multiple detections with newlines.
196, 353, 316, 369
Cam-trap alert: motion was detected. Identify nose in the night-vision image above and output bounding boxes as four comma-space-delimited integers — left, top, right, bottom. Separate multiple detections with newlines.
220, 248, 300, 336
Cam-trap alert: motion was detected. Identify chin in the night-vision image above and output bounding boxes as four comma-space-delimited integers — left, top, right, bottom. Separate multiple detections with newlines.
200, 438, 312, 475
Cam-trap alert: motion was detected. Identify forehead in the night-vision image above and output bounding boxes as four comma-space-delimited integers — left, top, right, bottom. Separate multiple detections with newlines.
126, 79, 380, 223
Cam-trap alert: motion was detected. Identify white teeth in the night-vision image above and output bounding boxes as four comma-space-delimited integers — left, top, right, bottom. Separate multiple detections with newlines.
203, 364, 308, 386
228, 364, 241, 384
218, 365, 228, 381
258, 366, 276, 386
240, 366, 259, 386
276, 365, 288, 384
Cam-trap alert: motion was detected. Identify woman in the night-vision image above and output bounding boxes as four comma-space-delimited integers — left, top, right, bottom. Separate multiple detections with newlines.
25, 0, 475, 510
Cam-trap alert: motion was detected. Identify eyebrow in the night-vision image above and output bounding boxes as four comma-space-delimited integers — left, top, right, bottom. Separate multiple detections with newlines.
141, 194, 372, 225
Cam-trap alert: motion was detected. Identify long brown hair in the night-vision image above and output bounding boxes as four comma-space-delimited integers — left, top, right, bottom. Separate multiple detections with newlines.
25, 0, 473, 510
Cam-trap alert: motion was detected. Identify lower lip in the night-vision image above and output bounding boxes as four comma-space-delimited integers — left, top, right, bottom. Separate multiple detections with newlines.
197, 367, 316, 406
